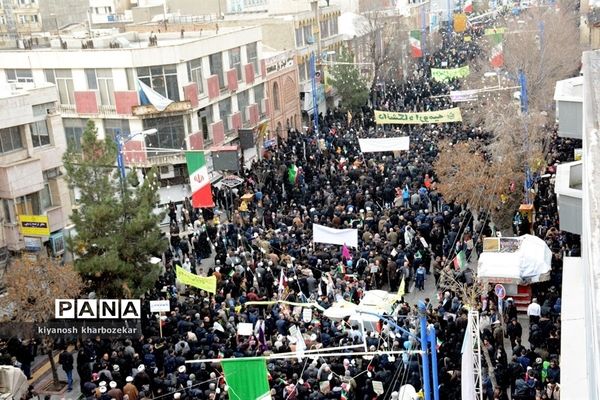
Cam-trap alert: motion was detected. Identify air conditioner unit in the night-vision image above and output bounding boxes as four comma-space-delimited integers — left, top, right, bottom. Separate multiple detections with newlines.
159, 165, 175, 179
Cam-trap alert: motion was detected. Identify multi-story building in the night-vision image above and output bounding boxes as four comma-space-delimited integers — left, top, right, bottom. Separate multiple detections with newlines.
0, 0, 43, 42
553, 49, 600, 398
0, 27, 268, 206
263, 49, 301, 137
90, 0, 134, 24
0, 83, 71, 263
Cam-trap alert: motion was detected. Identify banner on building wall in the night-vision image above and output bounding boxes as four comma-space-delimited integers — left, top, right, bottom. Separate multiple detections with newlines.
431, 66, 470, 82
358, 137, 410, 152
19, 215, 50, 236
374, 107, 463, 124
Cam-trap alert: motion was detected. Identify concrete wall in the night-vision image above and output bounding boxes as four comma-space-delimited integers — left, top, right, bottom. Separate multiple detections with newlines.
167, 0, 223, 15
39, 0, 89, 32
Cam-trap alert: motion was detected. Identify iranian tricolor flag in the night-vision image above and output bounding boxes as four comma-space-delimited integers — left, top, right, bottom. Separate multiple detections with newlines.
489, 33, 504, 68
409, 30, 423, 58
463, 0, 474, 13
185, 151, 215, 208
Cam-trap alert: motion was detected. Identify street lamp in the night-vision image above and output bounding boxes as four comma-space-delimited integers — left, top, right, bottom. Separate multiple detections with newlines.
114, 128, 157, 180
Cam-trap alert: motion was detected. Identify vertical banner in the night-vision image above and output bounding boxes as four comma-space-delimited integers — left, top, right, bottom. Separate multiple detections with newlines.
489, 33, 504, 68
409, 30, 423, 58
221, 359, 271, 400
185, 151, 215, 208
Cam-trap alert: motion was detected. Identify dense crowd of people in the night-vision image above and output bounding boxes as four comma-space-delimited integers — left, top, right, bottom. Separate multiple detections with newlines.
1, 23, 580, 400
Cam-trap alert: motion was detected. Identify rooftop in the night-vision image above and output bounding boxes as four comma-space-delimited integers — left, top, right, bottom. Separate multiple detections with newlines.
1, 26, 251, 51
554, 75, 584, 102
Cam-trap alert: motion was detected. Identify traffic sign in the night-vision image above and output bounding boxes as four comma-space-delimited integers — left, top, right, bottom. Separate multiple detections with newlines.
494, 284, 506, 299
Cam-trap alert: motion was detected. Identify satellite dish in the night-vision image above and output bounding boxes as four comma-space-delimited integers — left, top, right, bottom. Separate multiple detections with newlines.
398, 384, 418, 400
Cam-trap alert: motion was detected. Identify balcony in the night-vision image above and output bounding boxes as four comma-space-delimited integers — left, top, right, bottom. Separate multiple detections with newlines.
554, 160, 583, 235
132, 100, 192, 117
135, 152, 186, 168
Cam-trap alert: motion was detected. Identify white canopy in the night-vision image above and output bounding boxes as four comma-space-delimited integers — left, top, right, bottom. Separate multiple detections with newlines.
477, 234, 552, 284
0, 366, 28, 400
323, 290, 397, 331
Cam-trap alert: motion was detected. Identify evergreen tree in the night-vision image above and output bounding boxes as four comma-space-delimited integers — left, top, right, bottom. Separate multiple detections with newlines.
63, 120, 167, 298
329, 46, 370, 112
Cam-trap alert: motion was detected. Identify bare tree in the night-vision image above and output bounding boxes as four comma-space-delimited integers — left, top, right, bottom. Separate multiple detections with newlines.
0, 256, 83, 389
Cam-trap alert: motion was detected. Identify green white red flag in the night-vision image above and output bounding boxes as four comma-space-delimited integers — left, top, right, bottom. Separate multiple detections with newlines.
489, 33, 504, 68
409, 30, 423, 58
185, 151, 214, 208
464, 0, 474, 13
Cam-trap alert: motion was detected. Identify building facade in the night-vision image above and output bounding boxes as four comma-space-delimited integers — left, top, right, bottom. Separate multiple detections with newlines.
0, 0, 43, 43
0, 83, 71, 262
263, 50, 301, 138
0, 27, 268, 205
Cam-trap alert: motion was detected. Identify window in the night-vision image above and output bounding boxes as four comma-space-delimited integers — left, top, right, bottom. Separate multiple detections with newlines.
229, 47, 242, 81
40, 176, 53, 210
30, 120, 50, 147
209, 53, 225, 89
299, 62, 307, 82
15, 193, 41, 216
246, 43, 258, 78
198, 107, 213, 143
238, 90, 249, 123
5, 69, 33, 83
45, 69, 74, 105
295, 27, 303, 47
254, 84, 265, 115
63, 118, 86, 151
303, 25, 312, 45
2, 199, 15, 223
187, 58, 204, 95
0, 126, 23, 153
320, 20, 329, 39
0, 16, 6, 25
143, 116, 186, 155
330, 17, 338, 35
219, 98, 232, 131
136, 65, 180, 102
85, 68, 98, 89
103, 119, 130, 141
272, 82, 280, 111
97, 69, 115, 105
18, 15, 26, 24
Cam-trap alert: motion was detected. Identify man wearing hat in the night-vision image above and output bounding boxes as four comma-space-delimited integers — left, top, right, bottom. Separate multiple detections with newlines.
492, 320, 504, 350
107, 381, 123, 400
123, 376, 138, 400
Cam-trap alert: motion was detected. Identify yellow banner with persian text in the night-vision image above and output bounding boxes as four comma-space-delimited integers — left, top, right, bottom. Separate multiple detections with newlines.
176, 266, 217, 294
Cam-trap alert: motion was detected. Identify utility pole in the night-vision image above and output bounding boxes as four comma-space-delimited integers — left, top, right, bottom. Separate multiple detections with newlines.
310, 1, 321, 134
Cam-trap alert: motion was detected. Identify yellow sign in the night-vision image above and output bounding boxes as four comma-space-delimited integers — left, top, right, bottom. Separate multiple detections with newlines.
374, 107, 463, 125
19, 215, 50, 236
431, 66, 470, 82
454, 13, 467, 33
176, 266, 217, 293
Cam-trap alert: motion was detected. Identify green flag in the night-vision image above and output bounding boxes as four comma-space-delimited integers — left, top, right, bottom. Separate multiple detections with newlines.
221, 359, 271, 400
288, 164, 298, 185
